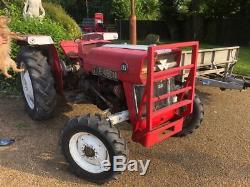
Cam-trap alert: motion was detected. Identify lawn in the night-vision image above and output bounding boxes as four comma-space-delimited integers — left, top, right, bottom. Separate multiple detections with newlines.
232, 47, 250, 76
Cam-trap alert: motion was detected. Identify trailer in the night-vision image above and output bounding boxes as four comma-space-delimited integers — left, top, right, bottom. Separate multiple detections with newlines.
181, 46, 250, 90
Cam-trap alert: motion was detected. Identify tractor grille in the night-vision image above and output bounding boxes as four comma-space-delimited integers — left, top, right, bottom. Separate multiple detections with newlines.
134, 78, 176, 113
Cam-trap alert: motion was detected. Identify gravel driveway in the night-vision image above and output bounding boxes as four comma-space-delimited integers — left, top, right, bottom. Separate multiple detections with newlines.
0, 86, 249, 187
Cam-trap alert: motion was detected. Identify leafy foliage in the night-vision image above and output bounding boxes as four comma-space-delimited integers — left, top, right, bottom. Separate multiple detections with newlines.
41, 0, 250, 21
160, 0, 250, 19
0, 1, 80, 94
58, 0, 161, 21
0, 3, 76, 57
0, 2, 80, 48
43, 2, 81, 38
137, 0, 161, 20
110, 0, 130, 19
110, 0, 160, 20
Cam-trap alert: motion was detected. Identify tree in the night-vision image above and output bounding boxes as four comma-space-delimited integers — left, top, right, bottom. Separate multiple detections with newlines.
111, 0, 160, 20
204, 0, 250, 18
136, 0, 160, 20
49, 0, 250, 23
110, 0, 130, 19
48, 0, 161, 22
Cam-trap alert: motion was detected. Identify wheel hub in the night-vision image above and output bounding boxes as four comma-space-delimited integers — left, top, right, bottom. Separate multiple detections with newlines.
69, 132, 110, 174
20, 63, 35, 110
83, 146, 96, 158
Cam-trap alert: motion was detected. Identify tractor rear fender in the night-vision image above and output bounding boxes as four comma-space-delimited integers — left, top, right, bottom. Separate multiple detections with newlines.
17, 35, 64, 94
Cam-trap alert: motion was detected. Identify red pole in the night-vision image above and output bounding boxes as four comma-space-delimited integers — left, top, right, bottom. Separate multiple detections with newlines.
130, 0, 137, 45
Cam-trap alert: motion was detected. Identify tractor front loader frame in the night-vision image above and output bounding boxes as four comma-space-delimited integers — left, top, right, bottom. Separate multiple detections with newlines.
130, 42, 199, 147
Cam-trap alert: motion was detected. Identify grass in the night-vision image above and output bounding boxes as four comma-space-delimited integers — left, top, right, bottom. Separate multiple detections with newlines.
233, 47, 250, 76
0, 74, 20, 96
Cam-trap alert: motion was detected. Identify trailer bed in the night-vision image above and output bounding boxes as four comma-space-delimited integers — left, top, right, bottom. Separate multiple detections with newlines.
177, 46, 250, 90
181, 46, 240, 76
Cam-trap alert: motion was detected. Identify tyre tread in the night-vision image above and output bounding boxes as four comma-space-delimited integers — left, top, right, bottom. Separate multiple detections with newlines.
61, 114, 128, 183
17, 47, 57, 120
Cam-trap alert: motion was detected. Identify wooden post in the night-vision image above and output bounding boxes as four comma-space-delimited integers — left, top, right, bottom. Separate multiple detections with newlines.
130, 0, 137, 45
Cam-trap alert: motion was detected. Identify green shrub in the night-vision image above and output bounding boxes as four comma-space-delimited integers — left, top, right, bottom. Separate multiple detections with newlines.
0, 2, 80, 54
43, 2, 81, 38
0, 2, 81, 94
144, 34, 160, 44
2, 3, 73, 56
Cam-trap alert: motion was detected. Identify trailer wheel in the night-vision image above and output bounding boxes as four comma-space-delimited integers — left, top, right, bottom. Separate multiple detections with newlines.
17, 47, 57, 120
176, 95, 204, 137
61, 114, 128, 184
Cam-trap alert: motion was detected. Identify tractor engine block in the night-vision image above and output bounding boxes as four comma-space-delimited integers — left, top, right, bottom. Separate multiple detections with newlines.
84, 76, 127, 113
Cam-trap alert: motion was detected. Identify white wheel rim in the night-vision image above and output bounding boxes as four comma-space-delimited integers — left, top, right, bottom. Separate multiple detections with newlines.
69, 132, 110, 174
20, 63, 35, 110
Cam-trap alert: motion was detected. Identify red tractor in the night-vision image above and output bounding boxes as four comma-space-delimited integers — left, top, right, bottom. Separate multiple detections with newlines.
81, 13, 106, 33
16, 34, 204, 183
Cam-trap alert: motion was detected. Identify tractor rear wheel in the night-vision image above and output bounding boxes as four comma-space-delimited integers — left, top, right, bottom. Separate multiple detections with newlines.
17, 47, 57, 120
61, 114, 128, 184
176, 95, 204, 137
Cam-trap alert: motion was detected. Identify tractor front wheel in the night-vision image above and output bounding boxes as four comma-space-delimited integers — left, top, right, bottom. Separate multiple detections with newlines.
61, 114, 128, 184
176, 95, 204, 137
